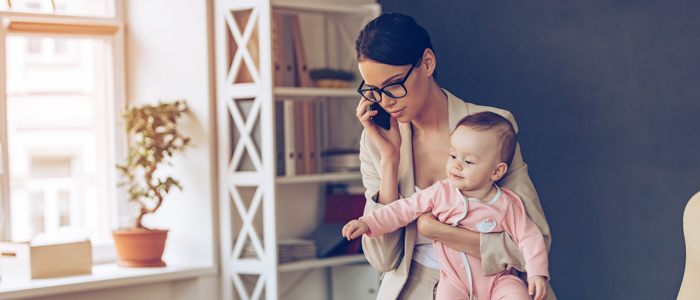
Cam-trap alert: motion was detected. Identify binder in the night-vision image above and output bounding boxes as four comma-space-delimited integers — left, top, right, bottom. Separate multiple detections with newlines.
293, 100, 306, 175
290, 14, 317, 174
279, 14, 298, 87
277, 14, 306, 175
283, 100, 305, 175
290, 14, 312, 88
277, 14, 319, 175
271, 12, 285, 87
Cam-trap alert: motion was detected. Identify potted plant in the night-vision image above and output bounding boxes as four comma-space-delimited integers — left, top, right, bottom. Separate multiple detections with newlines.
309, 68, 356, 88
112, 100, 191, 267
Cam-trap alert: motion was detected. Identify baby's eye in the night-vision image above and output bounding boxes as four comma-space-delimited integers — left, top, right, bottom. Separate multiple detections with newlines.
465, 160, 473, 165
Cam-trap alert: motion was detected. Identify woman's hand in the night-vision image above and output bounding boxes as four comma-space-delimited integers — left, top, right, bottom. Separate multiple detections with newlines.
416, 212, 482, 258
416, 212, 440, 239
356, 98, 401, 161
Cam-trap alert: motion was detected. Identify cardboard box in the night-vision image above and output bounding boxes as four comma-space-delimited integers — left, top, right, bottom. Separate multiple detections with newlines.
0, 240, 92, 282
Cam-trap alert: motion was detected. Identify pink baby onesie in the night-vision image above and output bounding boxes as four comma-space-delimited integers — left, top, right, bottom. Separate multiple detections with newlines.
361, 179, 549, 300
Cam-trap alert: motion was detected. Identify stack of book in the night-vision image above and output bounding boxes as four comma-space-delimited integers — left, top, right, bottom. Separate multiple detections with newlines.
241, 239, 318, 263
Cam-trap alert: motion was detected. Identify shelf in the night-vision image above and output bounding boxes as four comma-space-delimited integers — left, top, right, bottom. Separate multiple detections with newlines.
230, 255, 367, 275
0, 263, 217, 300
279, 254, 367, 273
271, 1, 380, 15
276, 171, 361, 184
273, 87, 359, 101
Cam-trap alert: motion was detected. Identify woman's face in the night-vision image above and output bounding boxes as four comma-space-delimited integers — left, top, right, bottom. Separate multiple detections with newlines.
357, 59, 429, 123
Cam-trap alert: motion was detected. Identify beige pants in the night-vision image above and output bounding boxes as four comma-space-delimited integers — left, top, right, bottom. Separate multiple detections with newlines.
397, 260, 441, 300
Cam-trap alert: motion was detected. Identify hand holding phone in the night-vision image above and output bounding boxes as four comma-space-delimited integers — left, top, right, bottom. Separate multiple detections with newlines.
368, 102, 391, 130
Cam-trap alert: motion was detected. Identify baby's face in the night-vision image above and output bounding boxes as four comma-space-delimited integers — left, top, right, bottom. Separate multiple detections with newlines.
445, 126, 503, 193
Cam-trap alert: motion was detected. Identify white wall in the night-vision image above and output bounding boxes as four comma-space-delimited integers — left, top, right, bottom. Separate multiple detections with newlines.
123, 0, 217, 268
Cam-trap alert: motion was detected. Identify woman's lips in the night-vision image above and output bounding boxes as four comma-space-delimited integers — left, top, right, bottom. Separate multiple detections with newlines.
388, 107, 405, 117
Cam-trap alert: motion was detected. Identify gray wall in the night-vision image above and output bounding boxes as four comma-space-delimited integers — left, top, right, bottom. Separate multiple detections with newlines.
377, 1, 700, 299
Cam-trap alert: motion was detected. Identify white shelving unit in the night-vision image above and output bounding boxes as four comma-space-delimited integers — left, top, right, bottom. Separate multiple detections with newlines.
273, 87, 358, 101
215, 1, 380, 299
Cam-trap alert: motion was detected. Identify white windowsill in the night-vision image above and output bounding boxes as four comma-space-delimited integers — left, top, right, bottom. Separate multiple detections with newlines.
0, 263, 218, 300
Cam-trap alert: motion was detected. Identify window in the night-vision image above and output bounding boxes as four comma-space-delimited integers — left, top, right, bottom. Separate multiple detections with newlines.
1, 0, 113, 17
0, 0, 123, 262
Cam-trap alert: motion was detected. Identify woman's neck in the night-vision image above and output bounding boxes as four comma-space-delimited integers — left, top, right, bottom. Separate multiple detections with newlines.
411, 81, 449, 135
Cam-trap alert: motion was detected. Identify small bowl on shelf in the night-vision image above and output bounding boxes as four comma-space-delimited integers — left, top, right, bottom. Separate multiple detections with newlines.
314, 79, 351, 89
323, 148, 360, 172
310, 68, 355, 89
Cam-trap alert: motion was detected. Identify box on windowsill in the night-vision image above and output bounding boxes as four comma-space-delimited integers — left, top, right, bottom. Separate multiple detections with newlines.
0, 240, 92, 282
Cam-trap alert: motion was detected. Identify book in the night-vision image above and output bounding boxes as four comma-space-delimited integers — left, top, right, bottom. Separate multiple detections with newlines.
306, 193, 366, 258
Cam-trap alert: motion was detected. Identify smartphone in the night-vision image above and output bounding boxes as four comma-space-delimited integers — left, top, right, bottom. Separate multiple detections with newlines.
368, 102, 391, 130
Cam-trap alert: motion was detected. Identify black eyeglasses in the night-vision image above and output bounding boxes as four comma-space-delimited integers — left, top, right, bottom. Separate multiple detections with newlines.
357, 62, 416, 103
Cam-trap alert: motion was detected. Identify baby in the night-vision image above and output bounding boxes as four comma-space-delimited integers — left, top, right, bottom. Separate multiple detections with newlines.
343, 111, 549, 300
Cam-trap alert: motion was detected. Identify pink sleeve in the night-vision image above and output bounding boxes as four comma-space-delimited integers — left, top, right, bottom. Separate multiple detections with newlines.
500, 188, 550, 280
360, 184, 442, 238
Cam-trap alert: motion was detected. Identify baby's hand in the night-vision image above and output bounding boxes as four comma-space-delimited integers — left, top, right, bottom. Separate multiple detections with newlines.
342, 219, 369, 240
528, 276, 547, 300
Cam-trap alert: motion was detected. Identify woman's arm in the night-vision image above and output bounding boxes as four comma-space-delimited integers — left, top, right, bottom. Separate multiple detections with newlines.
416, 212, 481, 258
357, 121, 406, 272
485, 142, 550, 275
417, 212, 529, 272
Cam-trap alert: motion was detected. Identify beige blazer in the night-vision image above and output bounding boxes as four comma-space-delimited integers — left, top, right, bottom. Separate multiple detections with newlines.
359, 89, 555, 299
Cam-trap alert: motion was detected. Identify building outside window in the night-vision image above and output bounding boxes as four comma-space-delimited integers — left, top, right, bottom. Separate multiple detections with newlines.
0, 0, 123, 262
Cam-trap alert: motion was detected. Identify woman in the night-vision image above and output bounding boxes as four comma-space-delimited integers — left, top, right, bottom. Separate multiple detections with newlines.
354, 12, 556, 299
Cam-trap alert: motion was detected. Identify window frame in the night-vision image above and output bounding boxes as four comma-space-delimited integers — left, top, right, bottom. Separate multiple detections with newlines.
0, 2, 126, 263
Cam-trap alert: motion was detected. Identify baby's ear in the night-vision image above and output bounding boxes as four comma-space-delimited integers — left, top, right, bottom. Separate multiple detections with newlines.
491, 163, 508, 181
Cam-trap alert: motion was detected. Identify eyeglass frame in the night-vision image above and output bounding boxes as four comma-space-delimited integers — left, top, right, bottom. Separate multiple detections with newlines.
357, 62, 417, 103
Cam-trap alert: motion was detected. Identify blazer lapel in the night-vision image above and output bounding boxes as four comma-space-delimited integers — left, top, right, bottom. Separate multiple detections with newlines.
445, 89, 469, 133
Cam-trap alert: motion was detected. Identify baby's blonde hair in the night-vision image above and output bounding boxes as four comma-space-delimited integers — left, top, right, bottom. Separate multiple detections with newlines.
455, 112, 517, 166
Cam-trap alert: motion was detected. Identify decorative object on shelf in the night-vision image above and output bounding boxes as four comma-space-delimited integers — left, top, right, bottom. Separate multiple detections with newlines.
309, 68, 356, 88
0, 240, 93, 282
322, 148, 361, 172
113, 100, 191, 268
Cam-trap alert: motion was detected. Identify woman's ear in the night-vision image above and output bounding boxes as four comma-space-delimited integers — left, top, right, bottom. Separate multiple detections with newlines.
491, 163, 508, 181
421, 48, 437, 78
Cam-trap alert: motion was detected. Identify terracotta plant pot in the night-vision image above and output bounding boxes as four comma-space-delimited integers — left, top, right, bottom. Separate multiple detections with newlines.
112, 228, 168, 267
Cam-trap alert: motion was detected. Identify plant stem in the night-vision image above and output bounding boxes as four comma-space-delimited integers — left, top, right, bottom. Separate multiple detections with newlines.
134, 161, 164, 229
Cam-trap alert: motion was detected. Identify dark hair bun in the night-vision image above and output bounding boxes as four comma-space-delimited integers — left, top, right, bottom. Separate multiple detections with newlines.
355, 12, 433, 66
